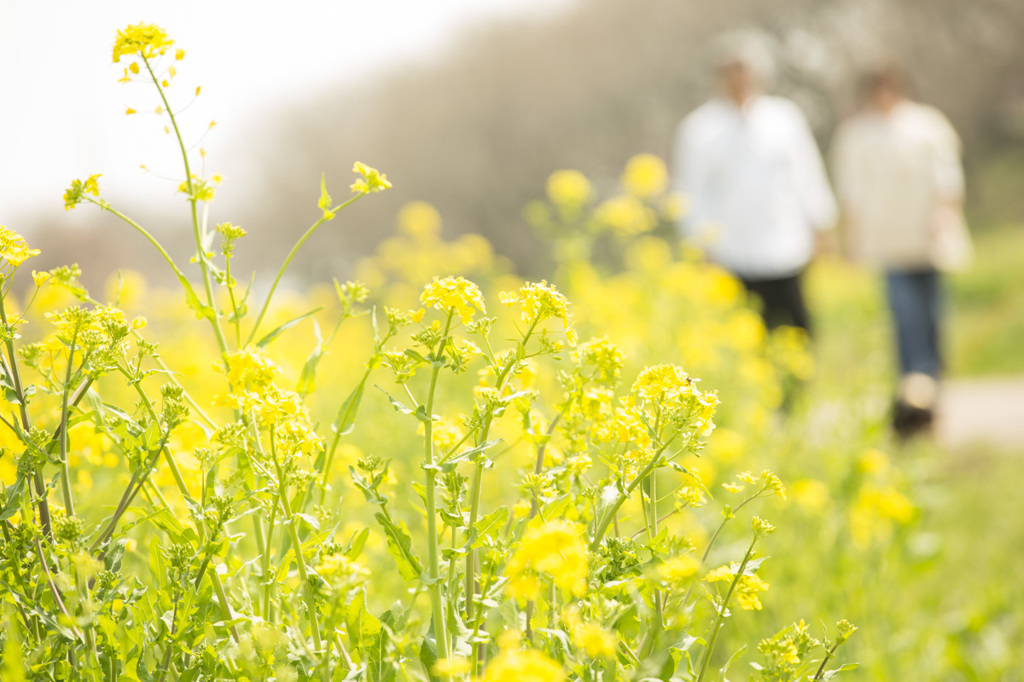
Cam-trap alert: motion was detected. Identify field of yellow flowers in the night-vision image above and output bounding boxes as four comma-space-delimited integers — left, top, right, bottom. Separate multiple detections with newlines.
3, 22, 1023, 682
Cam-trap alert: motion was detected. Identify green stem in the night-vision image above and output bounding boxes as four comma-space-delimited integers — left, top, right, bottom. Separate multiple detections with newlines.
695, 536, 758, 682
812, 642, 840, 681
464, 322, 537, 620
224, 254, 242, 348
141, 56, 228, 358
85, 199, 188, 286
0, 297, 52, 540
245, 194, 364, 346
424, 312, 454, 666
270, 429, 326, 677
262, 502, 278, 621
58, 335, 78, 517
589, 439, 674, 552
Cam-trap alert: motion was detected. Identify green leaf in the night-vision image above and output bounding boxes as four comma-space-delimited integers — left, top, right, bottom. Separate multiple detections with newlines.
373, 511, 423, 582
0, 473, 26, 521
346, 588, 382, 650
333, 376, 368, 436
472, 506, 509, 547
377, 386, 430, 423
822, 663, 860, 680
344, 527, 370, 560
256, 306, 323, 348
296, 343, 324, 397
438, 438, 501, 466
177, 274, 215, 321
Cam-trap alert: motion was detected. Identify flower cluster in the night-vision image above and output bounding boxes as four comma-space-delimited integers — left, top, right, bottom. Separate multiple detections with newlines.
112, 22, 174, 63
420, 275, 486, 324
0, 226, 41, 268
350, 161, 392, 194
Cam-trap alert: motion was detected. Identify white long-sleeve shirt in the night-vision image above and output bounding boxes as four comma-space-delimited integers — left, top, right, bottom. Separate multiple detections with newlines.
831, 100, 971, 270
673, 95, 837, 280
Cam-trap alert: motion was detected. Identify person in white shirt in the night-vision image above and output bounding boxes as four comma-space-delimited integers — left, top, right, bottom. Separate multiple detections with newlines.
673, 34, 837, 332
832, 65, 971, 438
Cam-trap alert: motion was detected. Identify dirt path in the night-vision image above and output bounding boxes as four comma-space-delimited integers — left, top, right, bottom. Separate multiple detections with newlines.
937, 376, 1024, 451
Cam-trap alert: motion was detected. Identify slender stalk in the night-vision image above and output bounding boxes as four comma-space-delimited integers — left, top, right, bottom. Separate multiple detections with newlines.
645, 471, 665, 636
589, 439, 674, 552
464, 322, 537, 620
224, 253, 242, 348
424, 312, 453, 665
270, 429, 326, 680
262, 502, 278, 621
0, 297, 53, 539
141, 56, 228, 357
812, 642, 841, 681
695, 536, 758, 682
58, 335, 78, 517
86, 199, 188, 285
245, 194, 364, 346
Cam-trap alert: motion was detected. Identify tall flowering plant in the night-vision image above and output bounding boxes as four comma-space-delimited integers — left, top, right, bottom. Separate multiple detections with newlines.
0, 24, 855, 682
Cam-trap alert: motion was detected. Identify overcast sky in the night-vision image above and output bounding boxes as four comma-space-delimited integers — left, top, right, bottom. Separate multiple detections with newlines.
0, 0, 575, 230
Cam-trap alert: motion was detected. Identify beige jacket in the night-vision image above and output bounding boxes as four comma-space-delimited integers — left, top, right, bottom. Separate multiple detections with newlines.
831, 101, 972, 271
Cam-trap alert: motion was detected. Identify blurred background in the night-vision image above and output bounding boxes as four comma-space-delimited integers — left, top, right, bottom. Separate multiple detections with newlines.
5, 0, 1024, 285
5, 2, 1024, 678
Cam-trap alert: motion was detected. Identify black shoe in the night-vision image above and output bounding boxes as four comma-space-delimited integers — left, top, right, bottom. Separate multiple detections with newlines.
892, 399, 934, 440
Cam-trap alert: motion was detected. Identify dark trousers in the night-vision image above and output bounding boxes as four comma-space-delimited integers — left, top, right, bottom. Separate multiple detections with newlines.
739, 273, 811, 332
885, 268, 942, 378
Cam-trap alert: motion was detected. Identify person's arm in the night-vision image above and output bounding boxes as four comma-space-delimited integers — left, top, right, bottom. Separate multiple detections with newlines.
672, 116, 707, 241
928, 109, 965, 205
829, 121, 863, 261
789, 104, 838, 234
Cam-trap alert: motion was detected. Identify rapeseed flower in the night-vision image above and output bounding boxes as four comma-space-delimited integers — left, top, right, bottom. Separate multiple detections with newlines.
112, 23, 174, 63
621, 153, 668, 198
350, 162, 392, 194
574, 336, 624, 385
500, 280, 576, 344
482, 646, 566, 682
706, 563, 769, 610
397, 201, 442, 238
546, 169, 591, 207
62, 175, 101, 210
594, 195, 658, 237
506, 519, 588, 600
420, 276, 485, 324
0, 226, 41, 267
563, 607, 617, 658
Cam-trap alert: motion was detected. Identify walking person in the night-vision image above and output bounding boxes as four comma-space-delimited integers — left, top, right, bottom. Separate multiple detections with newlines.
673, 32, 838, 333
831, 65, 972, 438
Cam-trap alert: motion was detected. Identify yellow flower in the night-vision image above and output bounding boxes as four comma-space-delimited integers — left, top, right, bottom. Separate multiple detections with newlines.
432, 657, 472, 677
221, 345, 280, 394
482, 646, 566, 682
112, 23, 174, 63
506, 519, 588, 600
791, 478, 829, 513
563, 608, 617, 658
350, 161, 392, 194
546, 169, 591, 207
63, 175, 102, 210
0, 227, 41, 267
500, 281, 575, 343
660, 554, 700, 585
706, 563, 769, 610
622, 153, 668, 198
420, 276, 485, 324
594, 195, 658, 237
397, 201, 442, 238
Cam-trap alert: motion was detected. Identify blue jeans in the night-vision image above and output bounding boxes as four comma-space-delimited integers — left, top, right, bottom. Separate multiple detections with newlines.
885, 269, 942, 378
